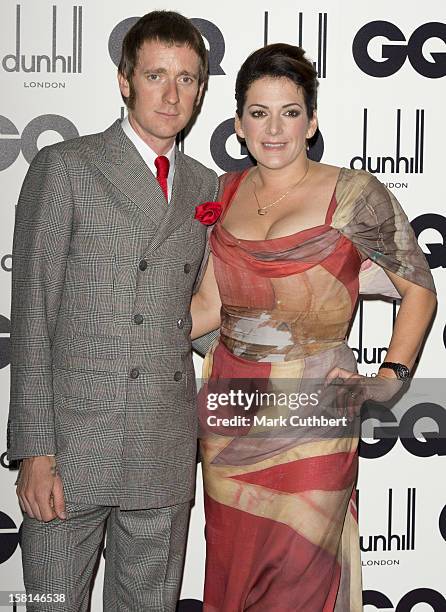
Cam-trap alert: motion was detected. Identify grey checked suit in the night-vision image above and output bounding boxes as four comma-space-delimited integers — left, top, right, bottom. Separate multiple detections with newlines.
7, 119, 218, 610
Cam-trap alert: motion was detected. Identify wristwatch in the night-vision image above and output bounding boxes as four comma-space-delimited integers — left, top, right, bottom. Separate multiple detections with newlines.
379, 361, 411, 381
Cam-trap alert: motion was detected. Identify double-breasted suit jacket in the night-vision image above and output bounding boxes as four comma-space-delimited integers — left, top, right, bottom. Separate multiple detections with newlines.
8, 119, 219, 510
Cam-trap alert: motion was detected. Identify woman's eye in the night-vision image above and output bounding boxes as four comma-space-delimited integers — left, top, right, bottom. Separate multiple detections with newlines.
251, 110, 266, 118
285, 109, 300, 117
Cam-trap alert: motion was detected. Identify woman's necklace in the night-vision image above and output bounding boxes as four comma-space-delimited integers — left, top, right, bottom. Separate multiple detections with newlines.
251, 161, 310, 216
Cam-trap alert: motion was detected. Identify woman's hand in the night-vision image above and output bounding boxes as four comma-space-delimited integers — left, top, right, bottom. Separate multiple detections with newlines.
324, 366, 403, 420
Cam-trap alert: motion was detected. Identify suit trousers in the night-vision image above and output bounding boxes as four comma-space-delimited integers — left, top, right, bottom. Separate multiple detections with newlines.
21, 500, 191, 612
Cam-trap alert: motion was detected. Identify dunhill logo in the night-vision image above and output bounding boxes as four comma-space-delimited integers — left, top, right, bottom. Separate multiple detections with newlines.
297, 12, 328, 78
351, 109, 424, 174
351, 346, 388, 364
2, 5, 83, 73
263, 12, 328, 78
359, 488, 416, 553
350, 299, 394, 365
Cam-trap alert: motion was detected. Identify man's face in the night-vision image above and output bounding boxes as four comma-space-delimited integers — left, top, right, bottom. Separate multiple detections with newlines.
118, 39, 204, 154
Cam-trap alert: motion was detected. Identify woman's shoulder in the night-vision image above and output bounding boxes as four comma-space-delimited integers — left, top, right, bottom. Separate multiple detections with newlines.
218, 169, 249, 185
330, 167, 395, 229
217, 168, 250, 200
337, 166, 384, 194
309, 161, 340, 182
309, 163, 389, 205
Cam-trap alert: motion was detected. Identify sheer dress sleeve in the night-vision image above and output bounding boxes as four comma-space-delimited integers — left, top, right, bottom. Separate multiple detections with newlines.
331, 169, 436, 298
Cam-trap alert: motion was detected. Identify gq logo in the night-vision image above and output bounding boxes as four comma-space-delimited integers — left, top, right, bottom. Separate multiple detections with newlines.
0, 114, 79, 170
363, 589, 446, 610
108, 17, 225, 75
360, 401, 446, 459
353, 21, 446, 78
177, 602, 202, 611
0, 315, 11, 370
1, 255, 11, 272
439, 505, 446, 542
411, 213, 446, 269
210, 118, 324, 172
0, 511, 21, 564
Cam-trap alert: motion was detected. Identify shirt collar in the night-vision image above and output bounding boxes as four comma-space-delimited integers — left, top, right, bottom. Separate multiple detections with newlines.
121, 115, 176, 178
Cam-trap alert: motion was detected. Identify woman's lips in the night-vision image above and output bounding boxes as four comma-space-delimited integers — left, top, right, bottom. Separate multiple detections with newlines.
262, 142, 286, 149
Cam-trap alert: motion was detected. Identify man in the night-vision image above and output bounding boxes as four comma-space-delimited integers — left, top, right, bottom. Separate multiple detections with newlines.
7, 11, 218, 611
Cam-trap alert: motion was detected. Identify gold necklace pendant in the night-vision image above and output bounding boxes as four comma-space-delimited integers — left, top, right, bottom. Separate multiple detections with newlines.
252, 162, 310, 216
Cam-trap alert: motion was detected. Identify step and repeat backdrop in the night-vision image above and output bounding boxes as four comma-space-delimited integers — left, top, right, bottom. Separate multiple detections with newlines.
0, 1, 445, 610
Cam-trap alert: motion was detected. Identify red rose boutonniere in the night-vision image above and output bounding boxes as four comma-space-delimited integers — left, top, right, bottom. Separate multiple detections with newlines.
194, 201, 223, 226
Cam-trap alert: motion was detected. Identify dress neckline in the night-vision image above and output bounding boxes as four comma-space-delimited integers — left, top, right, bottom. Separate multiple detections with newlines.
218, 166, 345, 245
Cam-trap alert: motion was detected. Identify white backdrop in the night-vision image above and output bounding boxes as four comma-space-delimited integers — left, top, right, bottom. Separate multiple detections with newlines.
0, 1, 445, 610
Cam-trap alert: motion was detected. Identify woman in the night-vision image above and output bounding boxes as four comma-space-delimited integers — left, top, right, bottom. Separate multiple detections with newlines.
191, 44, 436, 612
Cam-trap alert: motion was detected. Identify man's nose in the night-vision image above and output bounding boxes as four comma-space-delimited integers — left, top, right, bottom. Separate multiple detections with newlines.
163, 79, 180, 105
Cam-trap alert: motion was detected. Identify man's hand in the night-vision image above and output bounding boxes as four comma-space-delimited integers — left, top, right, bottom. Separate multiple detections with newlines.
16, 456, 66, 522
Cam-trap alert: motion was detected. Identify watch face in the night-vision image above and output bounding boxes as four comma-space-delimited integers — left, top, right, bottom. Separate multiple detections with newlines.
396, 364, 410, 380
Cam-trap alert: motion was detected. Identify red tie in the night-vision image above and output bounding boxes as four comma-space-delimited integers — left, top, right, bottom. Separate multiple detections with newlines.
155, 155, 170, 201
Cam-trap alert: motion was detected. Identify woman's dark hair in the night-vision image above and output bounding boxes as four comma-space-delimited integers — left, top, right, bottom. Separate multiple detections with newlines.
118, 11, 208, 108
235, 43, 318, 118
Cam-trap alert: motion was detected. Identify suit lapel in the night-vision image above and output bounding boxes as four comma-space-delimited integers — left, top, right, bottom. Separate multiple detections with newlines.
93, 121, 202, 253
145, 150, 202, 255
94, 120, 167, 230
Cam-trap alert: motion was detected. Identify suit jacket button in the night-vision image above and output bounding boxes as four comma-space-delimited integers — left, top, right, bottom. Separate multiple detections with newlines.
184, 263, 191, 274
173, 371, 182, 381
139, 259, 148, 271
130, 368, 140, 379
177, 318, 184, 329
133, 314, 144, 325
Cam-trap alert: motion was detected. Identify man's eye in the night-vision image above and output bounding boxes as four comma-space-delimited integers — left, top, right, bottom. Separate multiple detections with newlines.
147, 74, 160, 81
180, 76, 194, 84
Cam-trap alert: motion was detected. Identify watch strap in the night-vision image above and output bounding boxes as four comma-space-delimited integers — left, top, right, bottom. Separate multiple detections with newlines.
379, 361, 411, 380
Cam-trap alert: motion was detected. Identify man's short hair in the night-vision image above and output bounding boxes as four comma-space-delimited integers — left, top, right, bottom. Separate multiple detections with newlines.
118, 11, 208, 108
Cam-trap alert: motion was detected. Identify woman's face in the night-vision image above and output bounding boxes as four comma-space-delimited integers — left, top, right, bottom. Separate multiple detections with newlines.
235, 76, 317, 171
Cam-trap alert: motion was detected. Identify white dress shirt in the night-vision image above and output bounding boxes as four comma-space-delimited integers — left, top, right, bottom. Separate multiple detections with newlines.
121, 115, 176, 203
